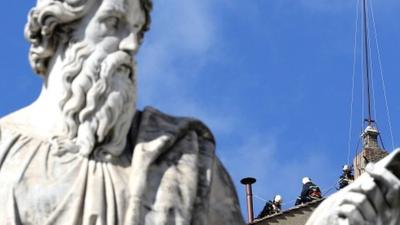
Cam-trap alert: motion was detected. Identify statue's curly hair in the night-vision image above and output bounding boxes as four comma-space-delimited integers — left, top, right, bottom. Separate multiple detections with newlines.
25, 0, 153, 76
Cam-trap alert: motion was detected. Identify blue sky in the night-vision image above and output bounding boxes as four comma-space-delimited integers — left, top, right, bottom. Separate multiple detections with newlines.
1, 0, 400, 217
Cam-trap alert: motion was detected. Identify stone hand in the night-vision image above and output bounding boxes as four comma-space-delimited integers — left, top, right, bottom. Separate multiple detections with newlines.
306, 149, 400, 225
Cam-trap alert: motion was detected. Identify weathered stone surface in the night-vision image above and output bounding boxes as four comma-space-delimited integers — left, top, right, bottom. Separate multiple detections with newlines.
253, 199, 323, 225
353, 126, 389, 179
306, 149, 400, 225
0, 0, 244, 224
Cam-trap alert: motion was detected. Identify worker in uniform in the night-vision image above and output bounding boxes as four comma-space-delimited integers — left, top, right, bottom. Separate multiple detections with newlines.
295, 177, 322, 206
337, 164, 354, 189
256, 195, 282, 219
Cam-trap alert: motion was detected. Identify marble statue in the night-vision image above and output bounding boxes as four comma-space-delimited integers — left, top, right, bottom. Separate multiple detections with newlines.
306, 149, 400, 225
0, 0, 245, 224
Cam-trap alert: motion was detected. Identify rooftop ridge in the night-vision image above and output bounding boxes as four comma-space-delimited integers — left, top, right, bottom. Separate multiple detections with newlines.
251, 199, 324, 225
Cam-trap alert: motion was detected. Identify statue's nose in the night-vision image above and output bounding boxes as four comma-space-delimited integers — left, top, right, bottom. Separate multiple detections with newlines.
119, 32, 138, 54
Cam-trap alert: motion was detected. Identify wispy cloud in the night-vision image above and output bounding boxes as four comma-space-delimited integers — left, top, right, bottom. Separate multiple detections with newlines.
137, 0, 232, 132
138, 1, 213, 91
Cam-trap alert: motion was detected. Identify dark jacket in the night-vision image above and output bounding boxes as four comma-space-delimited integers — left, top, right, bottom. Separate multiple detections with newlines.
338, 172, 354, 189
295, 182, 322, 206
256, 200, 281, 219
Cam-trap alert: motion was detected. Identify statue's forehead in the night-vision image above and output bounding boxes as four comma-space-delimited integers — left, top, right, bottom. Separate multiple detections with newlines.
98, 0, 145, 24
98, 0, 126, 12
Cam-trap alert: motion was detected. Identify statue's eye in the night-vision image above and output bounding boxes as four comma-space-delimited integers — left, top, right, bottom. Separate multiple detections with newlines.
102, 17, 120, 31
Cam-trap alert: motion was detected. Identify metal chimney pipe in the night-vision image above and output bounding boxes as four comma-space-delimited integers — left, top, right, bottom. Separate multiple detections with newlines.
240, 177, 256, 224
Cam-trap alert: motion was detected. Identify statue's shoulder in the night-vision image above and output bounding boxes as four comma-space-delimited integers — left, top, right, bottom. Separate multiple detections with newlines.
0, 105, 51, 139
0, 103, 37, 125
0, 109, 26, 130
134, 106, 215, 145
0, 110, 25, 140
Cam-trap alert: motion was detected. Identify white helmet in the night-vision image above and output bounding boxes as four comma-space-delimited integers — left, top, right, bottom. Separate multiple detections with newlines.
274, 195, 282, 203
343, 164, 350, 171
302, 177, 311, 184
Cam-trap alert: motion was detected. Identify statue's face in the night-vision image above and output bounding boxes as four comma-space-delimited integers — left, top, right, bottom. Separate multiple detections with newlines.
57, 0, 147, 157
81, 0, 146, 59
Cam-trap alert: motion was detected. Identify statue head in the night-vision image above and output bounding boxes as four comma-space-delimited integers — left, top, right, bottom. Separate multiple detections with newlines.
25, 0, 152, 75
25, 0, 152, 158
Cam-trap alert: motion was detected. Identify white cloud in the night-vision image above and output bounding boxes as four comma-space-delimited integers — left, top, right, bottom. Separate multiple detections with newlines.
137, 0, 230, 131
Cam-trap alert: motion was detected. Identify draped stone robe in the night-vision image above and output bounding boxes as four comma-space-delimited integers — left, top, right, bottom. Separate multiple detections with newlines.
0, 107, 244, 225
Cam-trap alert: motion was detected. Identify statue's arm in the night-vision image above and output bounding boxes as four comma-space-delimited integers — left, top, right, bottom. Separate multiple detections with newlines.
126, 108, 245, 225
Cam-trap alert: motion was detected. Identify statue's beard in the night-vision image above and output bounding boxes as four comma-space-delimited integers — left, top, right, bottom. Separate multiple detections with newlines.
58, 41, 136, 157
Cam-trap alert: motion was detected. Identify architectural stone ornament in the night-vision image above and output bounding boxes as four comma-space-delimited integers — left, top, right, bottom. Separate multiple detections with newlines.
353, 125, 388, 179
306, 149, 400, 225
0, 0, 244, 224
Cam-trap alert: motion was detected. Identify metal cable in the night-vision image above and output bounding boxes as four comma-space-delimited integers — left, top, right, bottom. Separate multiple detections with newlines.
362, 0, 373, 124
367, 34, 377, 121
253, 194, 267, 202
360, 2, 365, 130
347, 0, 361, 165
369, 0, 395, 150
322, 185, 337, 196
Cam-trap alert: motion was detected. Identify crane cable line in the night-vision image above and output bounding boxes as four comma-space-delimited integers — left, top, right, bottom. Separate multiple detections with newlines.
360, 0, 365, 135
347, 0, 360, 165
369, 0, 395, 150
367, 29, 377, 123
362, 0, 374, 125
348, 0, 365, 163
364, 0, 378, 123
366, 0, 379, 128
253, 194, 267, 202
